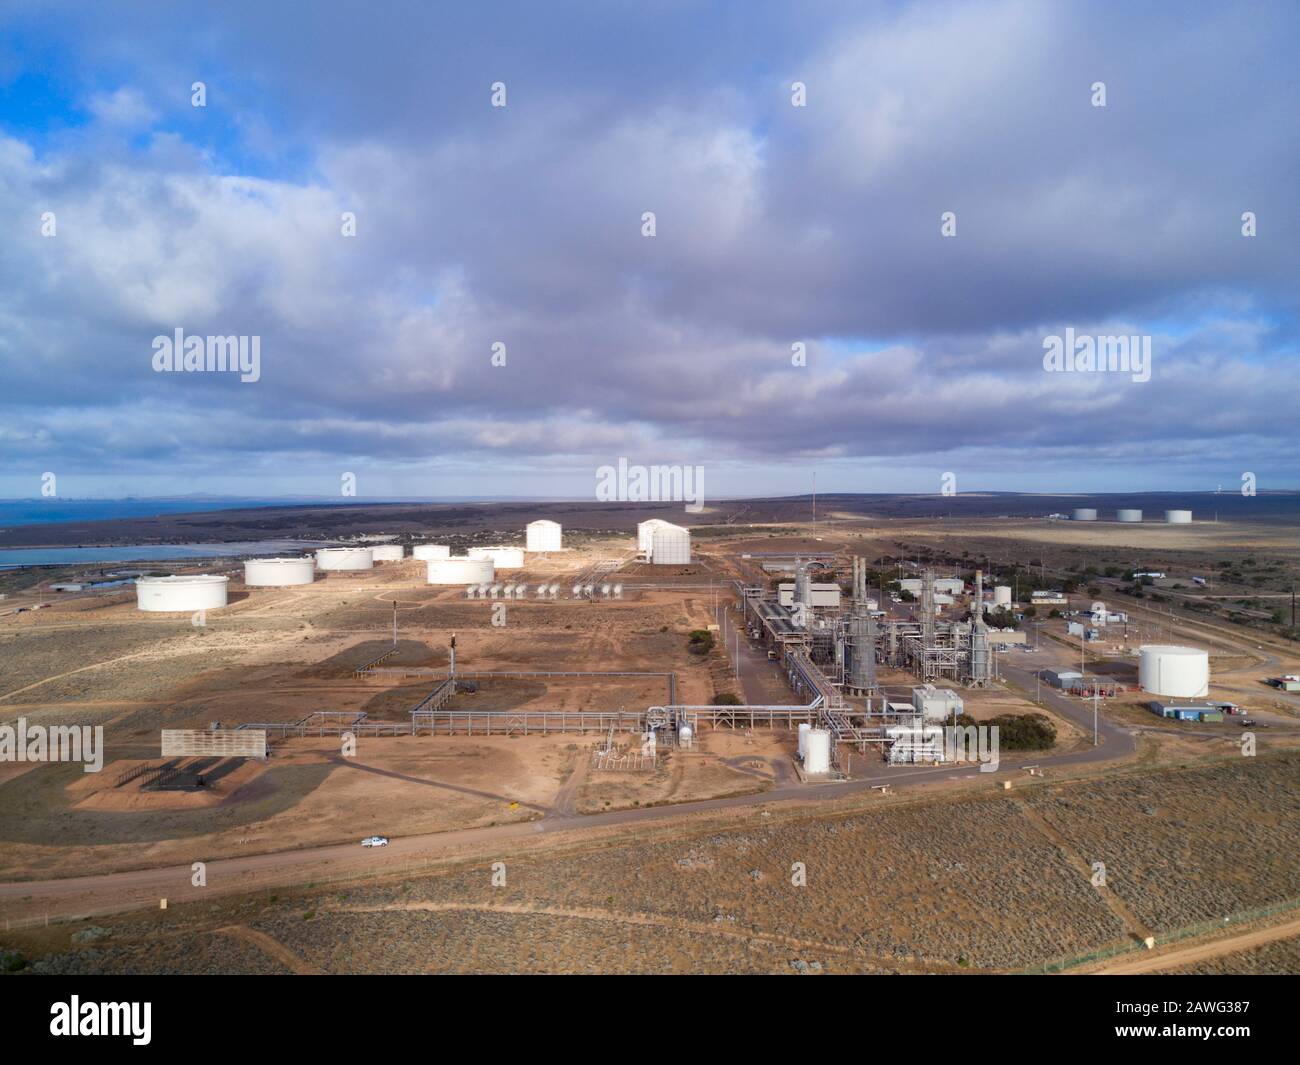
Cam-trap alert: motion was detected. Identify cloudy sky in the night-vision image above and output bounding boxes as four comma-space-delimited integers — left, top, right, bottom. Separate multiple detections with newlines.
1, 0, 1297, 501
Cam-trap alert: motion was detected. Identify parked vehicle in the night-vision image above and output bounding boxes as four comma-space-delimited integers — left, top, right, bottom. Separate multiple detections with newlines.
361, 836, 389, 847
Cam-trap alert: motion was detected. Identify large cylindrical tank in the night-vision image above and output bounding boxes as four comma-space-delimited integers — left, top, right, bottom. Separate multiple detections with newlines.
804, 729, 831, 774
412, 544, 451, 560
1116, 509, 1143, 522
469, 546, 524, 569
136, 574, 229, 612
1139, 645, 1209, 697
797, 722, 811, 758
1072, 508, 1098, 521
1164, 509, 1193, 524
243, 557, 315, 586
427, 557, 496, 585
525, 520, 562, 552
993, 586, 1012, 608
649, 524, 692, 564
315, 547, 374, 571
369, 545, 405, 562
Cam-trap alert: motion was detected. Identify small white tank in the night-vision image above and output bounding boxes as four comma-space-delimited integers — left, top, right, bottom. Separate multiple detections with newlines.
1139, 644, 1209, 697
315, 547, 374, 571
797, 722, 811, 758
468, 546, 523, 567
369, 545, 405, 562
525, 520, 562, 552
1164, 509, 1193, 524
136, 574, 229, 612
1116, 509, 1143, 522
678, 723, 693, 749
412, 544, 451, 560
426, 557, 495, 585
993, 586, 1012, 608
1072, 508, 1098, 521
804, 729, 832, 774
243, 557, 315, 586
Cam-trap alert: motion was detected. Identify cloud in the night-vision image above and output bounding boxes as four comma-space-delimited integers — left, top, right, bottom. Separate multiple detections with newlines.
0, 0, 1297, 496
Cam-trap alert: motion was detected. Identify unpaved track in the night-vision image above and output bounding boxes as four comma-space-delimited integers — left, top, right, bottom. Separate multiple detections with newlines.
1092, 916, 1300, 974
335, 900, 962, 973
215, 924, 323, 975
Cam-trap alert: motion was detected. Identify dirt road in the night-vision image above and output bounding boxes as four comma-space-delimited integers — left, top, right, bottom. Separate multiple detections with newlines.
1092, 916, 1300, 974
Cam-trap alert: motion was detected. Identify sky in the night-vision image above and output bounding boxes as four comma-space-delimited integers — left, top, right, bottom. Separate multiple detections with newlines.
0, 0, 1297, 502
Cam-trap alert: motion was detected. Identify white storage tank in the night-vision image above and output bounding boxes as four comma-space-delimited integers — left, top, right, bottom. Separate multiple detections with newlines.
369, 545, 405, 562
1164, 509, 1193, 524
469, 546, 524, 569
1116, 509, 1143, 523
637, 519, 666, 552
1139, 645, 1209, 698
243, 557, 315, 586
648, 522, 691, 565
427, 557, 495, 585
797, 722, 811, 759
993, 586, 1012, 608
1072, 508, 1098, 521
525, 520, 562, 552
315, 547, 374, 571
412, 544, 452, 560
136, 574, 229, 612
677, 723, 693, 749
804, 728, 832, 774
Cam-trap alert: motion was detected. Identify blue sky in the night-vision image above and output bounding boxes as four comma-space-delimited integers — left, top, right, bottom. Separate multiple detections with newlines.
1, 0, 1298, 501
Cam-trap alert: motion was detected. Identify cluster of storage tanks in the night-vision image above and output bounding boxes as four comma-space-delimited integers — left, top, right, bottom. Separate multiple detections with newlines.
142, 522, 567, 610
1072, 508, 1192, 523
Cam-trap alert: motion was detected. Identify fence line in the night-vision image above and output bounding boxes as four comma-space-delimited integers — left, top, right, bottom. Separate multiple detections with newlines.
1020, 895, 1300, 973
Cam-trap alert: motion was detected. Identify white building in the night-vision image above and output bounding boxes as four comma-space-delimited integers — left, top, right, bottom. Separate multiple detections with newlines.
778, 583, 841, 608
911, 684, 964, 722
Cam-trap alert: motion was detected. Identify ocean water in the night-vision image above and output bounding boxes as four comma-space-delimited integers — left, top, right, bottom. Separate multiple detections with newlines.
0, 540, 324, 569
0, 499, 310, 527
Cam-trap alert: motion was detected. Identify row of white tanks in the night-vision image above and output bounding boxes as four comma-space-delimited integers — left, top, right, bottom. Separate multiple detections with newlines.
135, 522, 568, 610
1073, 508, 1192, 523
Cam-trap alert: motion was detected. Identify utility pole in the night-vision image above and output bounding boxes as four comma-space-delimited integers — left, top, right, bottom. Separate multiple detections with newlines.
392, 600, 398, 645
1093, 689, 1099, 747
